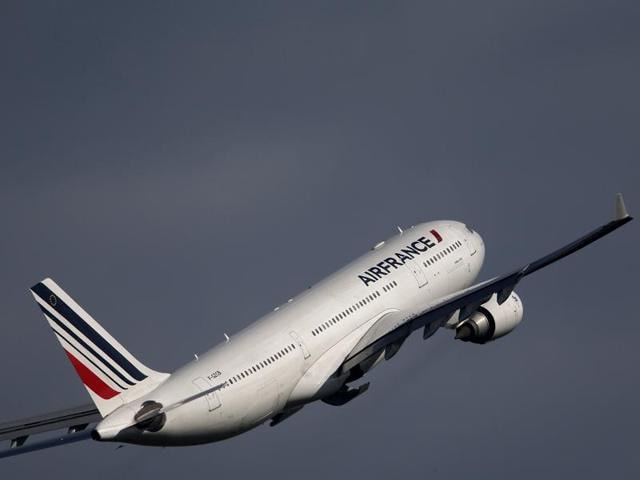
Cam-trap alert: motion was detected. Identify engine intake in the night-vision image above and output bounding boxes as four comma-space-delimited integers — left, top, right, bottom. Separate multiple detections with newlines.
455, 292, 523, 344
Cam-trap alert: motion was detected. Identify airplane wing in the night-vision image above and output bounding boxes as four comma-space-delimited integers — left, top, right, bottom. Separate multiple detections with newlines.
0, 404, 100, 458
339, 193, 632, 374
0, 194, 632, 455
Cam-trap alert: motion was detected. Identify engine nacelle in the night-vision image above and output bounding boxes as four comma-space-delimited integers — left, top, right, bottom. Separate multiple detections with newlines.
455, 292, 523, 344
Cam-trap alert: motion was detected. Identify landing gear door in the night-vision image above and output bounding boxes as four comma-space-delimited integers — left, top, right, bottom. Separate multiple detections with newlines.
409, 260, 428, 288
193, 377, 222, 411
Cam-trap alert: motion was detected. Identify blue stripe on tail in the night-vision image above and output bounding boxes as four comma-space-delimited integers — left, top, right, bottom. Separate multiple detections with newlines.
32, 283, 147, 382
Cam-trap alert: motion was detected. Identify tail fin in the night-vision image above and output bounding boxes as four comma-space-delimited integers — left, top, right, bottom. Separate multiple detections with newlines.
30, 278, 169, 417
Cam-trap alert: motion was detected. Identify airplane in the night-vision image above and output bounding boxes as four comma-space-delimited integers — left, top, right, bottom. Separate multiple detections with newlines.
0, 194, 633, 459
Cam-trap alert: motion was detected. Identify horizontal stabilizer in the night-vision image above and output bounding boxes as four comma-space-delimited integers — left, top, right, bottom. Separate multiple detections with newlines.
0, 430, 92, 459
0, 404, 99, 444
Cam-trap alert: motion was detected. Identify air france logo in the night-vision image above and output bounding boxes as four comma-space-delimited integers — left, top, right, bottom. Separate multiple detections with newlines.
358, 229, 443, 286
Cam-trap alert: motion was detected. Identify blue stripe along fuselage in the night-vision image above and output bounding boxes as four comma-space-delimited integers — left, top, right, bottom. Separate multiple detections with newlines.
32, 283, 147, 382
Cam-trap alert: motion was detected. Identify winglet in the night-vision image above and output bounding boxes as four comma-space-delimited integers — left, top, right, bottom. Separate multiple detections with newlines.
615, 193, 630, 220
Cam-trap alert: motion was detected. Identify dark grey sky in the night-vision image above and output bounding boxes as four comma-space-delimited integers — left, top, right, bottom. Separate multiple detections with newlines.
1, 1, 638, 478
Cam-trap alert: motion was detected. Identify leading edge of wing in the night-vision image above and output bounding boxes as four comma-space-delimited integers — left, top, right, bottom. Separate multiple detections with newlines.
341, 194, 632, 372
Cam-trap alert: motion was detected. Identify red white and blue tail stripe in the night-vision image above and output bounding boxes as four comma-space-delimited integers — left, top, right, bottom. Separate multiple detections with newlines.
30, 278, 169, 416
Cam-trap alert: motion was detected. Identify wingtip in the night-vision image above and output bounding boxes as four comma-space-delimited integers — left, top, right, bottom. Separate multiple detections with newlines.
615, 193, 631, 221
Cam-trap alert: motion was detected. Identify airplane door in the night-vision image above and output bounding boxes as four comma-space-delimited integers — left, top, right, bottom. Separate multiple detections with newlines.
289, 331, 310, 359
409, 260, 428, 288
193, 377, 222, 411
464, 237, 477, 272
464, 237, 477, 256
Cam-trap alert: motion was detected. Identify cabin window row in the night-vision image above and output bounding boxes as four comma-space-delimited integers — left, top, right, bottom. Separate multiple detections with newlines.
227, 343, 297, 385
311, 290, 382, 336
382, 280, 398, 292
422, 240, 463, 268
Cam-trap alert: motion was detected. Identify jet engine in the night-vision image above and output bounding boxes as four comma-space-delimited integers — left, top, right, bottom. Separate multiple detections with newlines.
455, 292, 523, 344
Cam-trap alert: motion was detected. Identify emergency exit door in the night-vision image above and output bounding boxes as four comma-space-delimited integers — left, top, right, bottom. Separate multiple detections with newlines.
193, 377, 222, 411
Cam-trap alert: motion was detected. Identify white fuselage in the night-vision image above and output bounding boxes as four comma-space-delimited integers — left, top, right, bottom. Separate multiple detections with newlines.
96, 221, 486, 445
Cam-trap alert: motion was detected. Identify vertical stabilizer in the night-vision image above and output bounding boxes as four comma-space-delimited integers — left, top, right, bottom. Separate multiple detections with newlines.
30, 278, 169, 416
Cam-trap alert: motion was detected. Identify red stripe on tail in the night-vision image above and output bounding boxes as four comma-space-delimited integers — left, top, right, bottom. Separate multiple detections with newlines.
430, 229, 443, 243
64, 350, 120, 399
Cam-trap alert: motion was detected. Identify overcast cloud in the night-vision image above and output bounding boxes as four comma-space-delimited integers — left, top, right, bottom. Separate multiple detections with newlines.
1, 2, 638, 478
